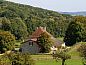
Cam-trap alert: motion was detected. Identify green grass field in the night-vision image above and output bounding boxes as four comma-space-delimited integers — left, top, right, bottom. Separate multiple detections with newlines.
31, 43, 83, 65
31, 54, 82, 65
35, 59, 82, 65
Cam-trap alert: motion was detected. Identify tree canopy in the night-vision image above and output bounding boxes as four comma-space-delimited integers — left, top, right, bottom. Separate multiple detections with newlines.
0, 1, 73, 40
0, 52, 35, 65
53, 49, 71, 65
0, 30, 15, 53
77, 43, 86, 65
74, 16, 86, 42
64, 21, 82, 46
37, 32, 53, 53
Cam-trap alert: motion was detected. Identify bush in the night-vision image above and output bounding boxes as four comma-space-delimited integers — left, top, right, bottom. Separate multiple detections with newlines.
0, 52, 35, 65
77, 43, 86, 65
7, 52, 35, 65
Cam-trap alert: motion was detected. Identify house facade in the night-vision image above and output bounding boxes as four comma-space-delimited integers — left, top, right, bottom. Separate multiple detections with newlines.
21, 40, 40, 54
20, 26, 63, 54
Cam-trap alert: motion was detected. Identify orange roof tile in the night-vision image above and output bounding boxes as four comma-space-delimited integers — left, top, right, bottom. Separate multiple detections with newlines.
30, 27, 52, 40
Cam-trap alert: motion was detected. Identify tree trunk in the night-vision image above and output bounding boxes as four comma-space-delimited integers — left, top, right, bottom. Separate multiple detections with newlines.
62, 59, 65, 65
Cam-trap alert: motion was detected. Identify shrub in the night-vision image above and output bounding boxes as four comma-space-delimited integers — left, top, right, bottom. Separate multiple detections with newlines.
77, 43, 86, 65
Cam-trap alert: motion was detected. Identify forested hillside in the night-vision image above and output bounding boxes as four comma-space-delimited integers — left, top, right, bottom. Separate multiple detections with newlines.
0, 1, 73, 40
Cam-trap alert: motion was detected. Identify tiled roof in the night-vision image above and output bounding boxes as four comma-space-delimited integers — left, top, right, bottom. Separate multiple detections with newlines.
30, 27, 52, 41
30, 27, 44, 39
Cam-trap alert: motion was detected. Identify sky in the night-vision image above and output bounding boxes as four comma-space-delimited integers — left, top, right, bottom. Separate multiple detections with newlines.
6, 0, 86, 12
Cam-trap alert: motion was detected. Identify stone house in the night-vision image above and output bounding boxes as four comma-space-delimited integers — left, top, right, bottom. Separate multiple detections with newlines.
20, 26, 63, 54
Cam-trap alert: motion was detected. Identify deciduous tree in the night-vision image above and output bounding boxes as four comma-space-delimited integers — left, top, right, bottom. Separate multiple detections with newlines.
37, 32, 53, 53
77, 43, 86, 65
7, 52, 35, 65
53, 51, 71, 65
0, 30, 15, 53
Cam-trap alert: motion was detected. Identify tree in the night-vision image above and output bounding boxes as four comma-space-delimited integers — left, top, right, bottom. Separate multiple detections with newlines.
73, 16, 86, 42
0, 0, 4, 4
10, 18, 28, 40
6, 52, 35, 65
37, 32, 53, 53
0, 0, 73, 38
81, 28, 86, 42
77, 43, 86, 65
0, 30, 15, 53
64, 21, 82, 46
0, 52, 35, 65
1, 17, 11, 31
0, 17, 28, 40
53, 51, 71, 65
0, 54, 11, 65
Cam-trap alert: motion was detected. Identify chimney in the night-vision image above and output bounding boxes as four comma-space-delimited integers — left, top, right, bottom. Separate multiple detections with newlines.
44, 27, 46, 31
36, 27, 38, 29
39, 26, 43, 29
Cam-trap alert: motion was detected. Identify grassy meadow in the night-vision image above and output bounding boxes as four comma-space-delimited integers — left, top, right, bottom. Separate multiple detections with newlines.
31, 54, 82, 65
31, 43, 83, 65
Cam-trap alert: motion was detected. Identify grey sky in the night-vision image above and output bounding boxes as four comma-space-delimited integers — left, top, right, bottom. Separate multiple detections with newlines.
6, 0, 86, 12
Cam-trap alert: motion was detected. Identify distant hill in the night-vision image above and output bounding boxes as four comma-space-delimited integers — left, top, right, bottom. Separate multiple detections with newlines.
61, 11, 86, 16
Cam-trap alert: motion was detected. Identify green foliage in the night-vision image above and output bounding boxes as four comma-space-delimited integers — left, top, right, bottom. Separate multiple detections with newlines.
55, 51, 71, 60
37, 32, 53, 53
0, 52, 35, 65
77, 43, 86, 65
64, 21, 82, 46
0, 0, 4, 3
0, 54, 11, 65
0, 30, 15, 53
7, 52, 35, 65
82, 30, 86, 42
0, 1, 73, 39
77, 43, 86, 58
0, 17, 28, 40
1, 17, 11, 31
74, 16, 86, 42
10, 18, 28, 40
53, 51, 71, 65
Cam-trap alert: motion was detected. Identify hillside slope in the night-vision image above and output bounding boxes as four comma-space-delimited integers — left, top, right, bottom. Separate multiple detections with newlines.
0, 1, 73, 40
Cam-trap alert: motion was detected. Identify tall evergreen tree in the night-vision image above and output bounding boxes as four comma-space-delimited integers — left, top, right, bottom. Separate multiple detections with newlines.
64, 21, 82, 46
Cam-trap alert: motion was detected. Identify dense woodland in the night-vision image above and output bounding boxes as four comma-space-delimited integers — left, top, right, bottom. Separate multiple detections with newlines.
0, 1, 86, 42
0, 0, 73, 40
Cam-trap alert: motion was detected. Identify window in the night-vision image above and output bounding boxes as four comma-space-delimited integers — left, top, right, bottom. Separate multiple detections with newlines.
29, 41, 33, 46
